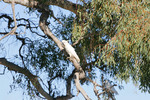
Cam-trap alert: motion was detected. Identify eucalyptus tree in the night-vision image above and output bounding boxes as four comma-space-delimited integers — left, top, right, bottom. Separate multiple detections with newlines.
0, 0, 150, 100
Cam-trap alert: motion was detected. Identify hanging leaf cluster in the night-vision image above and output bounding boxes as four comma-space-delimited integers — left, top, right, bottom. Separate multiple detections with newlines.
72, 0, 150, 92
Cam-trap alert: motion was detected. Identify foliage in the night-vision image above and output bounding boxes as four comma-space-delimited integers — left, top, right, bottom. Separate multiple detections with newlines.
0, 0, 150, 99
20, 0, 150, 94
71, 0, 150, 93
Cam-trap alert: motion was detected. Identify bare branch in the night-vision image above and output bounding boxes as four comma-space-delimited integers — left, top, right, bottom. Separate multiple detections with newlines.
74, 72, 91, 100
0, 0, 17, 41
86, 78, 102, 99
55, 71, 75, 100
39, 11, 64, 50
49, 10, 64, 26
66, 70, 74, 96
0, 66, 6, 75
39, 10, 91, 99
0, 58, 53, 100
3, 0, 83, 14
0, 32, 9, 35
12, 0, 17, 28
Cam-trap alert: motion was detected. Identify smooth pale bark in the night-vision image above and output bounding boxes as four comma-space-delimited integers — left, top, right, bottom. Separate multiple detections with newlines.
1, 0, 91, 99
39, 10, 90, 100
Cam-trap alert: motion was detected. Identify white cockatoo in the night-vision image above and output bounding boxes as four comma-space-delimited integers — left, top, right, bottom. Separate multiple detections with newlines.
104, 80, 118, 95
62, 40, 80, 63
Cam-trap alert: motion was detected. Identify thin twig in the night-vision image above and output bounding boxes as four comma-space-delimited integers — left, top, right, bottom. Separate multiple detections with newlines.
0, 67, 6, 75
0, 3, 8, 12
0, 0, 17, 41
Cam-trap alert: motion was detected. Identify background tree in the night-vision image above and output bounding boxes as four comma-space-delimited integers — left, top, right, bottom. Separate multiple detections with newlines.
0, 0, 150, 100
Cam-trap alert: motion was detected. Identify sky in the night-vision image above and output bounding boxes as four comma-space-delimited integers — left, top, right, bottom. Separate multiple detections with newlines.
0, 72, 150, 100
0, 1, 150, 100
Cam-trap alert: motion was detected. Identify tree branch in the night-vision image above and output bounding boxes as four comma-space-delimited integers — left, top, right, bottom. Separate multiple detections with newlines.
74, 72, 91, 100
55, 71, 75, 100
39, 11, 64, 50
0, 0, 17, 41
0, 66, 6, 75
3, 0, 82, 14
0, 58, 53, 100
39, 10, 91, 99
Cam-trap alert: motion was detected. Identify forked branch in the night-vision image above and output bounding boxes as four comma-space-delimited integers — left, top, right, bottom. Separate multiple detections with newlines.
39, 10, 91, 99
0, 58, 53, 100
0, 0, 17, 41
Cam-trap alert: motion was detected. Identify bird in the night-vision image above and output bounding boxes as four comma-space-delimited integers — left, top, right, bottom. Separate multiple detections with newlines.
62, 40, 80, 63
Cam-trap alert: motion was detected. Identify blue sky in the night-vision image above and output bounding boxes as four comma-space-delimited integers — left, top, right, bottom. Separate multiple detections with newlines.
0, 72, 150, 100
0, 1, 150, 100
